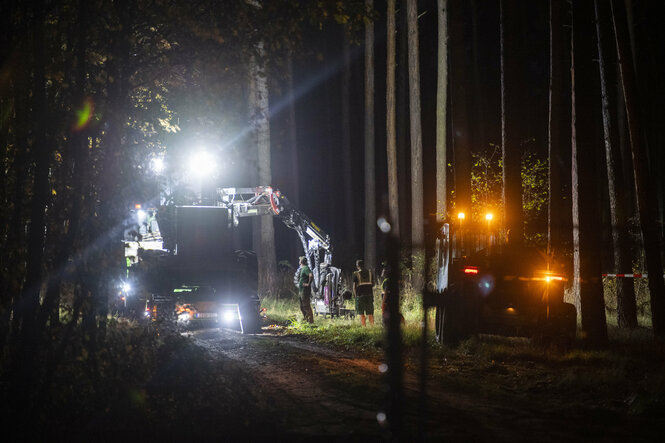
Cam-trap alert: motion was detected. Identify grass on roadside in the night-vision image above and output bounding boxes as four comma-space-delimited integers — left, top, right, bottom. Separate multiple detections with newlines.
261, 292, 665, 416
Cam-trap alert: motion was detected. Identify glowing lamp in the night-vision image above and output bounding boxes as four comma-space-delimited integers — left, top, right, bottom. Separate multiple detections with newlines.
188, 151, 217, 177
150, 157, 165, 174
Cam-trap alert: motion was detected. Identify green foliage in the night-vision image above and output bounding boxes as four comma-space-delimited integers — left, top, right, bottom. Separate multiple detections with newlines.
470, 144, 549, 244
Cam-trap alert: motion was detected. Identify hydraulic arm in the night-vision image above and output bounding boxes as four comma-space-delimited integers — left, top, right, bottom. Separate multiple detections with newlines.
217, 186, 346, 316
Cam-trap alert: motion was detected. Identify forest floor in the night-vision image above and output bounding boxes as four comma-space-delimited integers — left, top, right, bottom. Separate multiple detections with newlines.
45, 317, 664, 442
171, 324, 665, 442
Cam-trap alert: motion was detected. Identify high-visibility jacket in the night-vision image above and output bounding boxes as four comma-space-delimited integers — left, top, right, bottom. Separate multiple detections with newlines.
353, 269, 373, 287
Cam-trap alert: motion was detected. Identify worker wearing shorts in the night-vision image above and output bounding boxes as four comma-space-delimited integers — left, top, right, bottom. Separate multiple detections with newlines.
353, 259, 374, 326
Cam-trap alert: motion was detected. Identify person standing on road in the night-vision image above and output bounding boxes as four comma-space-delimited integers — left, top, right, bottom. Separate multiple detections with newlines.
353, 259, 374, 326
298, 256, 314, 323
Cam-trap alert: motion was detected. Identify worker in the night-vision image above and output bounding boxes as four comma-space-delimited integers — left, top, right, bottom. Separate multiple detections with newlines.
380, 261, 404, 327
353, 259, 374, 326
297, 256, 314, 323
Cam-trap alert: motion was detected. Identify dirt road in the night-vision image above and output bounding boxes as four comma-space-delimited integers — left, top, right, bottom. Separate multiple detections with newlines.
186, 326, 664, 441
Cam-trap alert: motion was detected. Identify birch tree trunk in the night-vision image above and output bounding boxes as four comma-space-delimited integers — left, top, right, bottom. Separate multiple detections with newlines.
386, 0, 399, 236
407, 0, 424, 290
364, 0, 376, 270
249, 45, 277, 297
436, 0, 448, 224
594, 0, 637, 328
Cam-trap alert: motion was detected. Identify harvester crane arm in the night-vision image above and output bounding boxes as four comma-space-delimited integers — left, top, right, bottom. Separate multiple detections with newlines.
217, 186, 334, 293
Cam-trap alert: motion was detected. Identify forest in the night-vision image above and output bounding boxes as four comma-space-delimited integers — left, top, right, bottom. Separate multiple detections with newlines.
1, 0, 664, 438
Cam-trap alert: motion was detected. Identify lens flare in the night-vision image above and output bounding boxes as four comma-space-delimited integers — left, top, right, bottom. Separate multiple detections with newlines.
73, 98, 95, 131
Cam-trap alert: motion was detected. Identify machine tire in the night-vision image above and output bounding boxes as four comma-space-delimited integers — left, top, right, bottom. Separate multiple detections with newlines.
437, 286, 474, 346
239, 298, 261, 334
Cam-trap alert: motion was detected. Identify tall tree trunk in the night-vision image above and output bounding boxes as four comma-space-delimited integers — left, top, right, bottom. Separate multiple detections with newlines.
571, 0, 607, 343
407, 0, 424, 290
436, 0, 449, 224
249, 45, 277, 297
22, 0, 49, 334
12, 0, 49, 423
500, 0, 524, 246
341, 32, 356, 248
469, 0, 485, 155
397, 1, 411, 248
611, 0, 665, 336
594, 0, 637, 328
285, 52, 300, 207
39, 0, 92, 332
450, 2, 471, 226
548, 0, 564, 255
364, 0, 376, 270
386, 0, 399, 236
285, 52, 301, 263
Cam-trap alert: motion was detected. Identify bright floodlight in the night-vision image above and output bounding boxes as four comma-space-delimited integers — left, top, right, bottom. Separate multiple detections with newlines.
457, 212, 465, 220
223, 310, 235, 322
150, 157, 165, 174
122, 282, 131, 293
485, 213, 493, 221
188, 151, 216, 177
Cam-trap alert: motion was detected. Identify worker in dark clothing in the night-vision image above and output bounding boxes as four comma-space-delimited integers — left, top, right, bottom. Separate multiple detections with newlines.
353, 259, 374, 326
380, 262, 404, 327
298, 256, 314, 323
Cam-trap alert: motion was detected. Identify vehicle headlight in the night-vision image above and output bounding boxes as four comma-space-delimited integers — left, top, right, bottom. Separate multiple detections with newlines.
222, 310, 236, 323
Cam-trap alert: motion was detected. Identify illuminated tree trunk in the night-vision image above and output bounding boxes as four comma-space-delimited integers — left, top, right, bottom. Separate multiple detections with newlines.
386, 0, 399, 235
341, 31, 356, 248
436, 0, 448, 224
285, 52, 300, 207
249, 44, 277, 297
450, 1, 471, 222
500, 0, 524, 245
611, 0, 665, 336
594, 0, 637, 328
571, 0, 607, 343
364, 0, 376, 270
548, 0, 564, 254
407, 0, 424, 290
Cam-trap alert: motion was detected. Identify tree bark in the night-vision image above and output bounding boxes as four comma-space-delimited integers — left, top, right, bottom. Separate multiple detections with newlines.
450, 1, 471, 228
500, 0, 524, 246
397, 2, 411, 248
594, 0, 637, 328
548, 0, 563, 255
285, 52, 300, 207
571, 0, 607, 343
341, 31, 357, 248
249, 44, 277, 297
436, 0, 448, 224
386, 0, 399, 236
364, 0, 376, 270
22, 0, 49, 333
407, 0, 424, 290
611, 0, 665, 336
